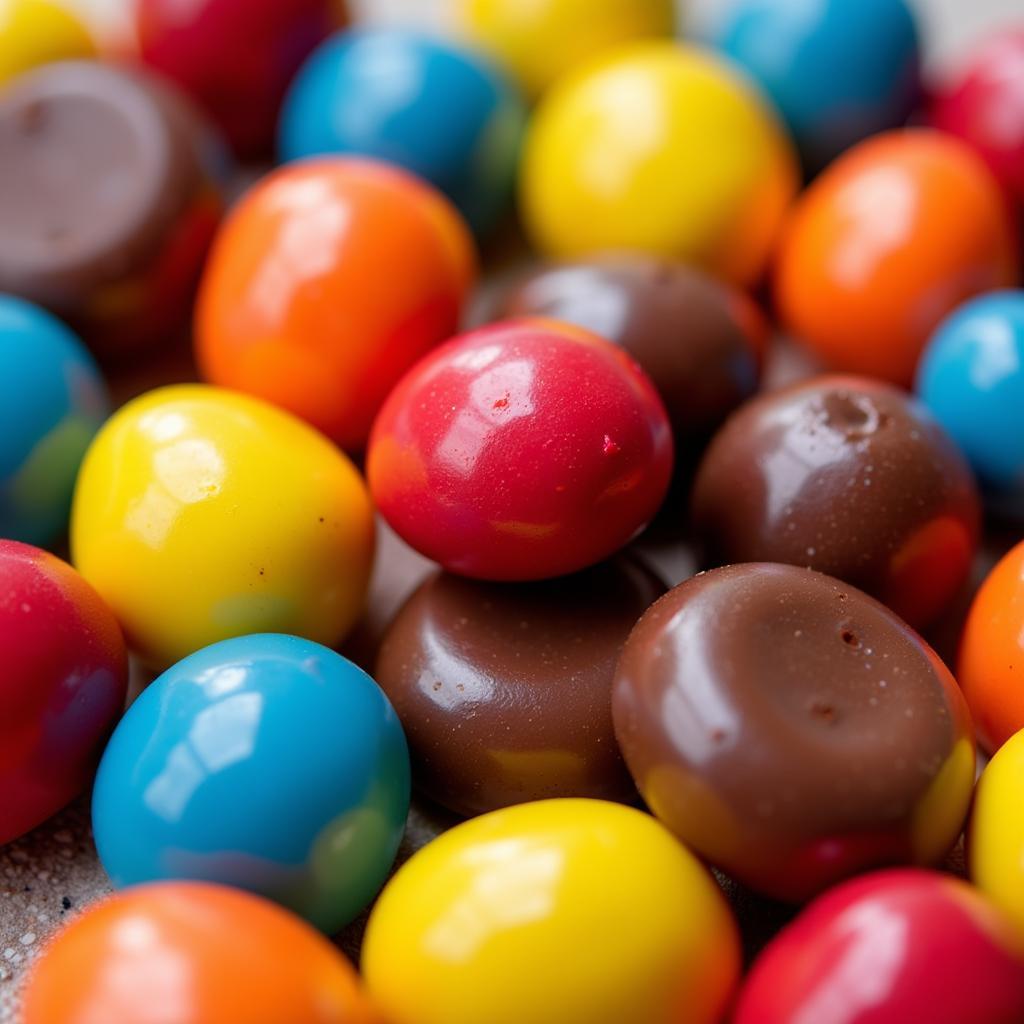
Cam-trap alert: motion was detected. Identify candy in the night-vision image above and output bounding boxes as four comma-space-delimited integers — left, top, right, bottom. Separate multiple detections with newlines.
0, 540, 127, 845
734, 870, 1024, 1023
0, 295, 107, 546
692, 375, 980, 628
21, 882, 376, 1024
70, 385, 374, 669
92, 634, 410, 933
0, 0, 94, 87
375, 558, 664, 816
775, 128, 1019, 385
917, 290, 1024, 515
613, 563, 976, 901
137, 0, 340, 157
367, 319, 673, 581
0, 61, 225, 359
362, 799, 740, 1024
958, 540, 1024, 752
520, 42, 798, 286
196, 158, 475, 451
709, 0, 920, 170
279, 28, 526, 235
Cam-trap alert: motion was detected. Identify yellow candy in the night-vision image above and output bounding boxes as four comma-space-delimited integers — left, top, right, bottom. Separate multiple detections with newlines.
362, 799, 740, 1024
520, 41, 799, 286
969, 729, 1024, 933
0, 0, 95, 86
461, 0, 674, 101
71, 385, 374, 668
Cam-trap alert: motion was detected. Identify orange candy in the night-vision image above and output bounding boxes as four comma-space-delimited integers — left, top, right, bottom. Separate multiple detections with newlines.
775, 128, 1019, 385
21, 882, 377, 1024
196, 158, 476, 451
959, 540, 1024, 753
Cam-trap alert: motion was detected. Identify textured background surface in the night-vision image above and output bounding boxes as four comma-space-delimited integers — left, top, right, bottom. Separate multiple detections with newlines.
1, 0, 1019, 1019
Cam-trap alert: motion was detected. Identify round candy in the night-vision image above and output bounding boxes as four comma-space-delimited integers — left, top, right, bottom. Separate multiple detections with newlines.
958, 540, 1024, 752
692, 375, 981, 628
775, 128, 1019, 385
92, 634, 410, 933
460, 0, 674, 101
613, 563, 976, 901
917, 290, 1024, 511
0, 540, 128, 845
362, 799, 740, 1024
21, 882, 376, 1024
71, 384, 374, 669
0, 295, 108, 546
367, 319, 673, 581
734, 869, 1024, 1024
520, 42, 798, 286
929, 30, 1024, 207
709, 0, 920, 171
196, 158, 475, 451
0, 61, 225, 359
494, 256, 765, 452
0, 0, 94, 87
375, 558, 664, 816
279, 28, 526, 235
138, 0, 340, 157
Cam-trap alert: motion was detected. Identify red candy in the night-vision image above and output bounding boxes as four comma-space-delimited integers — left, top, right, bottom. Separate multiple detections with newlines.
734, 869, 1024, 1024
368, 319, 673, 580
0, 540, 128, 844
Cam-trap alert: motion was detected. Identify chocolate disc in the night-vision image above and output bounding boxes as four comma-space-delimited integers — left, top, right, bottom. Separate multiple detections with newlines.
613, 562, 976, 902
375, 557, 665, 816
691, 375, 980, 627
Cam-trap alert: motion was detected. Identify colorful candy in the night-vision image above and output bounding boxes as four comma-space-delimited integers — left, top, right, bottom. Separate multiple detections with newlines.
92, 634, 410, 933
368, 319, 673, 581
21, 882, 376, 1024
279, 28, 527, 235
0, 0, 94, 87
375, 558, 663, 816
0, 540, 128, 845
70, 385, 374, 668
362, 799, 740, 1024
709, 0, 920, 170
734, 870, 1024, 1023
692, 376, 981, 628
613, 563, 976, 901
0, 295, 107, 546
520, 42, 798, 286
775, 128, 1019, 385
196, 158, 475, 451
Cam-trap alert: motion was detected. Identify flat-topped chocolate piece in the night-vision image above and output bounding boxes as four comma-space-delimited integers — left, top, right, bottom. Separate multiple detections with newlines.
0, 61, 225, 357
375, 557, 665, 816
613, 562, 976, 902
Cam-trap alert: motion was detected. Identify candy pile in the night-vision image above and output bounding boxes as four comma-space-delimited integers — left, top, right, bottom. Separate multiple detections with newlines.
2, 0, 1024, 1021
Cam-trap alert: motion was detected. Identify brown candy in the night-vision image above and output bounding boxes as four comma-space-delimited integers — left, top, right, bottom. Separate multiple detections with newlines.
374, 557, 665, 817
613, 562, 976, 902
691, 375, 980, 628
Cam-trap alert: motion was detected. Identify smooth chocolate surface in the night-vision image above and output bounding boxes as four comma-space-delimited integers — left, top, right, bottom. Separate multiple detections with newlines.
375, 557, 665, 817
0, 61, 224, 357
691, 375, 981, 627
613, 562, 976, 902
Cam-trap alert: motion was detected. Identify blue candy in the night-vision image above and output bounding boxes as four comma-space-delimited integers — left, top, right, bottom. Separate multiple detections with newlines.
0, 294, 108, 546
278, 27, 526, 234
92, 633, 411, 933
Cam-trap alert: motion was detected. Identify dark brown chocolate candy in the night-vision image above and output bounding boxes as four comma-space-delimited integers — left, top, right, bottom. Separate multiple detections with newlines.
691, 375, 981, 628
0, 61, 225, 358
613, 562, 976, 902
374, 557, 665, 817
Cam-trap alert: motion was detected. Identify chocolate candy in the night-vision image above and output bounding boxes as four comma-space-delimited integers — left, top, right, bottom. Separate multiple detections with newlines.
375, 558, 664, 816
612, 563, 976, 902
0, 61, 225, 358
494, 257, 764, 450
692, 375, 980, 628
